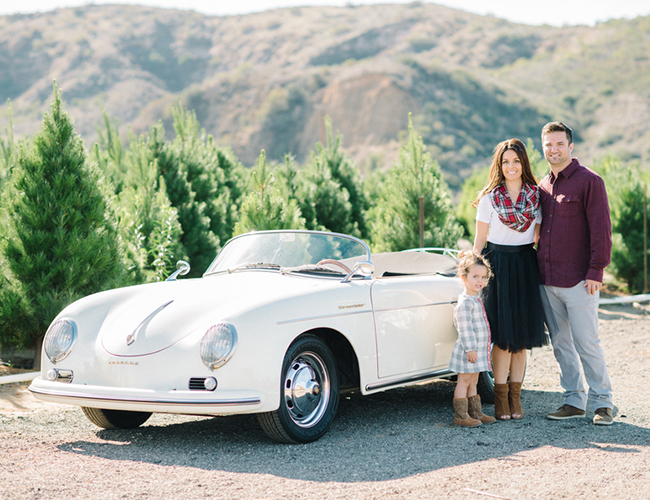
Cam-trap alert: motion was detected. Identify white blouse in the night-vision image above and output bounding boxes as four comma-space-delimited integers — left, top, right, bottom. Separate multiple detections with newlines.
476, 194, 541, 246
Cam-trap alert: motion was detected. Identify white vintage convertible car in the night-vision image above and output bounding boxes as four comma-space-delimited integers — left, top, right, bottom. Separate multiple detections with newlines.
30, 230, 494, 443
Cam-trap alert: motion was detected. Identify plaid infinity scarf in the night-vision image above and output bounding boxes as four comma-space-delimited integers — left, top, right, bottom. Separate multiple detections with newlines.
489, 182, 540, 232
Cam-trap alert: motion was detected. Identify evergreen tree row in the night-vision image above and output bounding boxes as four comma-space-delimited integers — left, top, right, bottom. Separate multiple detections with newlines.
2, 85, 646, 363
0, 86, 461, 358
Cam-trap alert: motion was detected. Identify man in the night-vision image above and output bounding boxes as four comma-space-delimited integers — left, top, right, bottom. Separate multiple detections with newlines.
537, 122, 614, 425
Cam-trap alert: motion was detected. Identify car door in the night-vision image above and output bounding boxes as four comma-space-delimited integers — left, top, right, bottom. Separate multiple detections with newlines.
371, 275, 461, 378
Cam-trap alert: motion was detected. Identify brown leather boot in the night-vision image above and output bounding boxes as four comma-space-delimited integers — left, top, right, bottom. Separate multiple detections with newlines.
494, 383, 511, 420
508, 382, 523, 419
468, 395, 496, 424
453, 398, 482, 427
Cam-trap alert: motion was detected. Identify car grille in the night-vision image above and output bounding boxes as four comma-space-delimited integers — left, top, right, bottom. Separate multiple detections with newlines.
189, 378, 209, 390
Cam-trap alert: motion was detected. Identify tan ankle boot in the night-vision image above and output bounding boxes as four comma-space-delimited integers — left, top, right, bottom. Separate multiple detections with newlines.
508, 382, 523, 419
468, 395, 496, 424
494, 383, 511, 420
453, 398, 482, 427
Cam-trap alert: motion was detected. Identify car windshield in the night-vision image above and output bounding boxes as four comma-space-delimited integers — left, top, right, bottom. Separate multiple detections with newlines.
204, 231, 371, 275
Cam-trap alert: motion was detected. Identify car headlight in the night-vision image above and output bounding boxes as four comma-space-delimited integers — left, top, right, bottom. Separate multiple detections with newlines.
43, 319, 78, 364
200, 323, 237, 370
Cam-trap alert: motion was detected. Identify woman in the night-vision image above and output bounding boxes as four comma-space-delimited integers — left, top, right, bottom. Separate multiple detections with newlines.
473, 138, 547, 420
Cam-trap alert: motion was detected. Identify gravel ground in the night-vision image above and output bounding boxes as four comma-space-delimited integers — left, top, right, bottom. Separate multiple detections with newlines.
1, 301, 649, 500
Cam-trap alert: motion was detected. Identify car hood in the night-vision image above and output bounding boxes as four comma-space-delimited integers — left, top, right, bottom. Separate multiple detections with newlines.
98, 271, 346, 357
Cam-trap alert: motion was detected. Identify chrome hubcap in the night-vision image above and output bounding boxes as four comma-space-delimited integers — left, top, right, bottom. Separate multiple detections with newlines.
283, 351, 330, 428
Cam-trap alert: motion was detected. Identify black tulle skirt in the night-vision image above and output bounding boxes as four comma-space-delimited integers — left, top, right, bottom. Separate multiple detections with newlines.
481, 242, 548, 352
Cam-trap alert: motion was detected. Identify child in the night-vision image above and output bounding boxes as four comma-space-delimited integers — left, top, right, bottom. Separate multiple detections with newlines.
449, 251, 496, 426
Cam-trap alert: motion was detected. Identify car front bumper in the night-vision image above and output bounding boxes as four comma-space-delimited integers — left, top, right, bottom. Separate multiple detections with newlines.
29, 377, 265, 415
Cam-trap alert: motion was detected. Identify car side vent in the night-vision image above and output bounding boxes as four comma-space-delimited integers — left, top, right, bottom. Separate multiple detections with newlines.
189, 378, 207, 390
189, 377, 217, 391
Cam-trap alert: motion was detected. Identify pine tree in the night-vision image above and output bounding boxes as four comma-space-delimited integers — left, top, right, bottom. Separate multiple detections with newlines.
597, 157, 650, 293
115, 140, 184, 283
277, 118, 368, 237
234, 150, 305, 235
611, 181, 647, 293
169, 103, 244, 252
526, 138, 547, 181
94, 111, 126, 194
0, 99, 16, 192
274, 154, 300, 201
94, 104, 245, 278
294, 150, 355, 234
309, 117, 369, 237
144, 123, 218, 277
93, 117, 184, 283
369, 114, 463, 252
456, 166, 489, 239
0, 84, 124, 365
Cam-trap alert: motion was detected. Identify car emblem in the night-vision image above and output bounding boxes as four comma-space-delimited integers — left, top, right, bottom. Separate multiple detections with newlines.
126, 300, 174, 346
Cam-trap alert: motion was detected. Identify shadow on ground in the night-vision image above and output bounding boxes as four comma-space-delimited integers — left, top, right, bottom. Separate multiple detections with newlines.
56, 380, 650, 483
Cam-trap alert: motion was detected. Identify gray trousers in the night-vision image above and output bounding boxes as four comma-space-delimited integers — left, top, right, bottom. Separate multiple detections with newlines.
542, 281, 613, 410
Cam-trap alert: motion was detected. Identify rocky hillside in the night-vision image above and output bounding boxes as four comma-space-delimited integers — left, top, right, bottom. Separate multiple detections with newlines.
1, 3, 649, 187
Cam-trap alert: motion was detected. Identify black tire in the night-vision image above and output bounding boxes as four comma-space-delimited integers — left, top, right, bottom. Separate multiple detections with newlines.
477, 371, 495, 404
81, 407, 152, 429
257, 335, 339, 444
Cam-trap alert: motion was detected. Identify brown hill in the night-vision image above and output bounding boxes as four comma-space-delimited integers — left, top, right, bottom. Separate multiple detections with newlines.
1, 3, 649, 186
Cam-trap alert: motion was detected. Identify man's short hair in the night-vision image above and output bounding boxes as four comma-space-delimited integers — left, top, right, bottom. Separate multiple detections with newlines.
542, 122, 573, 145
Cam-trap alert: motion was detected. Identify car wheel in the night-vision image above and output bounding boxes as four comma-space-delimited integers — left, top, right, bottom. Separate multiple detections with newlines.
81, 407, 152, 429
477, 371, 495, 404
257, 335, 339, 444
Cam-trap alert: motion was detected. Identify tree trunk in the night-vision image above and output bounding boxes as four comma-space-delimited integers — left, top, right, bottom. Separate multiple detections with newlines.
32, 335, 43, 371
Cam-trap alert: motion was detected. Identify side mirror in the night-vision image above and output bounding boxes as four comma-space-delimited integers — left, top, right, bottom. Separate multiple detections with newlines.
166, 260, 191, 281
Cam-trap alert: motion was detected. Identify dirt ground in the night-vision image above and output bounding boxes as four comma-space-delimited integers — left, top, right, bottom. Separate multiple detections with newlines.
1, 298, 649, 499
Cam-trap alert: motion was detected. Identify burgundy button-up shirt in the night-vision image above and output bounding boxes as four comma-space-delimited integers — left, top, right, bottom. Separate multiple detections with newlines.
537, 158, 612, 287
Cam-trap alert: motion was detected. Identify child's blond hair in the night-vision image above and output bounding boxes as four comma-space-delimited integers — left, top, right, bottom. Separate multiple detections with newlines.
456, 251, 492, 282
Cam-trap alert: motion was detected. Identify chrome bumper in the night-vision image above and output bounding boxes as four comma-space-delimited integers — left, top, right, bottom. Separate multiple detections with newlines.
29, 377, 264, 415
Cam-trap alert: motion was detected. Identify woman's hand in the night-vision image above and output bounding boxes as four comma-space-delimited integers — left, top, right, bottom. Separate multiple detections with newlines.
473, 222, 489, 253
466, 350, 478, 363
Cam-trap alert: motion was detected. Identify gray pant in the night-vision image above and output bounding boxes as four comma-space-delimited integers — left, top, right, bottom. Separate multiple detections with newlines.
543, 281, 613, 410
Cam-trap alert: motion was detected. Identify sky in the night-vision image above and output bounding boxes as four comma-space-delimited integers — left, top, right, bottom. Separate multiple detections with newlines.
2, 0, 650, 27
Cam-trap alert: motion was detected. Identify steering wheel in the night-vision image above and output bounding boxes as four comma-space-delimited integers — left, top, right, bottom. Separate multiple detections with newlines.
317, 259, 352, 274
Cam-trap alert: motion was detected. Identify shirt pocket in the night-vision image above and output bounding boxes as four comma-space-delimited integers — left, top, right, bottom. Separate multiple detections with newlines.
555, 194, 581, 218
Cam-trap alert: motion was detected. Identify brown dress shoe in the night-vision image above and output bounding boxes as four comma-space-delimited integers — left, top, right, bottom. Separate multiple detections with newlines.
593, 407, 613, 425
547, 404, 585, 420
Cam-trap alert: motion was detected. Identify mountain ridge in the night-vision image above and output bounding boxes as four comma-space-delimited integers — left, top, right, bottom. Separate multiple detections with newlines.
1, 3, 648, 186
